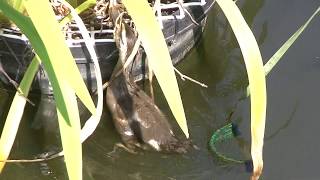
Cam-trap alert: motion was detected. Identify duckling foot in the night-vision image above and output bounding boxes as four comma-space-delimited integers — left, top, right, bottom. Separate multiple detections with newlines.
108, 142, 138, 155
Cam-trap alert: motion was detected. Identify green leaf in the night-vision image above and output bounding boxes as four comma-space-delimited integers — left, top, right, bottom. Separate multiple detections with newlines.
7, 0, 24, 12
122, 0, 189, 138
0, 0, 96, 122
59, 0, 104, 144
0, 0, 96, 179
59, 0, 96, 26
246, 6, 320, 96
0, 56, 39, 171
55, 83, 82, 180
211, 6, 320, 167
264, 7, 320, 76
215, 0, 267, 179
23, 1, 84, 179
0, 0, 25, 22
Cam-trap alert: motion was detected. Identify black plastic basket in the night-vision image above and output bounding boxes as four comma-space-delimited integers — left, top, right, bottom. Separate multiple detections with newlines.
0, 0, 215, 95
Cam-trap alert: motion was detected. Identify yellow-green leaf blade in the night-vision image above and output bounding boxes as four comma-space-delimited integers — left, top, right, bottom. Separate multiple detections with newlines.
0, 0, 95, 120
7, 0, 24, 12
24, 1, 85, 179
56, 83, 82, 180
246, 7, 320, 96
122, 0, 189, 138
215, 0, 267, 179
0, 56, 40, 171
264, 7, 320, 76
59, 0, 96, 26
28, 0, 95, 116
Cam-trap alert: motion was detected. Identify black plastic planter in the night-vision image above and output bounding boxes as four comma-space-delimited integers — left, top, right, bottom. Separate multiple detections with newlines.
0, 0, 215, 95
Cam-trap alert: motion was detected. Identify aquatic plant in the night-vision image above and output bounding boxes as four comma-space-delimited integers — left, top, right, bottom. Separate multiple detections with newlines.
0, 0, 317, 179
210, 4, 320, 180
0, 1, 98, 179
0, 0, 185, 179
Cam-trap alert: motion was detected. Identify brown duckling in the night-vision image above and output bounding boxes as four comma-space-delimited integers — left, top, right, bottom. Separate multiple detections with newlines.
106, 72, 189, 153
106, 2, 190, 153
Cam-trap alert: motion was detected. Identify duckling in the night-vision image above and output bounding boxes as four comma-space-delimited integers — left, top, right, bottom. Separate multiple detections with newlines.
106, 3, 189, 153
107, 71, 189, 153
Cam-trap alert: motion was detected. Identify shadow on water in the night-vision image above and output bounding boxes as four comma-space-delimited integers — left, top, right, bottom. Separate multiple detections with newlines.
1, 0, 320, 179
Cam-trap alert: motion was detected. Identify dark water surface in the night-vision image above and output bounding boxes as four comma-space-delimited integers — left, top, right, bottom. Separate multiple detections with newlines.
1, 0, 320, 179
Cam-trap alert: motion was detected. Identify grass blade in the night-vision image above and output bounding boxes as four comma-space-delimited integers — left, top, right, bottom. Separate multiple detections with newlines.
59, 0, 96, 26
0, 1, 100, 178
8, 0, 24, 12
264, 7, 320, 76
59, 0, 104, 143
0, 0, 25, 25
246, 7, 320, 96
0, 0, 96, 120
122, 0, 189, 138
215, 0, 267, 179
55, 83, 82, 180
23, 1, 85, 179
0, 1, 94, 179
0, 56, 39, 171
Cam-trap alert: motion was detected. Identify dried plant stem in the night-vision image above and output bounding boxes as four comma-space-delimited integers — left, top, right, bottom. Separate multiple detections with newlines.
174, 67, 208, 88
0, 152, 63, 163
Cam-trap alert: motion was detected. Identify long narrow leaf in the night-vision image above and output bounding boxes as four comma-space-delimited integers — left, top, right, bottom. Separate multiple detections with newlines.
0, 2, 50, 169
0, 0, 96, 119
59, 0, 96, 26
0, 56, 39, 171
23, 0, 83, 179
8, 0, 24, 12
215, 0, 267, 179
213, 7, 320, 167
0, 1, 96, 176
55, 83, 82, 180
0, 0, 24, 24
122, 0, 189, 138
59, 0, 103, 143
264, 7, 320, 76
246, 6, 320, 96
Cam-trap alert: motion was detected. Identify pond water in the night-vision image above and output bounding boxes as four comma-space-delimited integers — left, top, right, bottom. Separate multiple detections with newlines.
1, 0, 320, 179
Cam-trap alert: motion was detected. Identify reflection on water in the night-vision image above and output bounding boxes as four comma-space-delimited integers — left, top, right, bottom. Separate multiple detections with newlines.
1, 0, 320, 179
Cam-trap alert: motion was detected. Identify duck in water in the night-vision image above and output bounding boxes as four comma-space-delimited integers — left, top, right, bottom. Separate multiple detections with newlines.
106, 3, 189, 153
